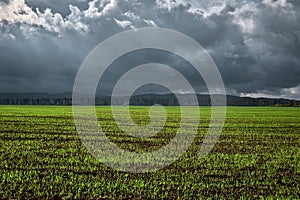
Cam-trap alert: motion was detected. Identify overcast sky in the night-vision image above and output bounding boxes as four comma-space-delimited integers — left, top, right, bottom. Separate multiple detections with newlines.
0, 0, 300, 99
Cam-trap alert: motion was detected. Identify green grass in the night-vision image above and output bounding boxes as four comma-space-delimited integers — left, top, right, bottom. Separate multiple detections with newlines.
0, 106, 299, 199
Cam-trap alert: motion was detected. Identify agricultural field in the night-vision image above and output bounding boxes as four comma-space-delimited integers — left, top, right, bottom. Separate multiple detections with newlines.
0, 106, 299, 199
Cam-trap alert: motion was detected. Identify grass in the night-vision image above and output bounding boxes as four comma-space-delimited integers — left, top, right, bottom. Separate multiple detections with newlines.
0, 106, 299, 199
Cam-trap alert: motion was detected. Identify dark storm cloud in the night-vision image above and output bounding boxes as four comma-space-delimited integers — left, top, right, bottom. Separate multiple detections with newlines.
288, 0, 300, 7
237, 2, 300, 94
97, 49, 207, 95
0, 0, 299, 99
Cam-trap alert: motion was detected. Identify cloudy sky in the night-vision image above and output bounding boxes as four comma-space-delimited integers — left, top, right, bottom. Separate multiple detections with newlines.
0, 0, 300, 99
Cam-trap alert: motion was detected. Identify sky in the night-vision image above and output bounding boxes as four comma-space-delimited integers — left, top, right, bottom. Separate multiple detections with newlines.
0, 0, 300, 99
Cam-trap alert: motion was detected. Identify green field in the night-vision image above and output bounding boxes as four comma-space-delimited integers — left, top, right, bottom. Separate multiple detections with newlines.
0, 106, 299, 199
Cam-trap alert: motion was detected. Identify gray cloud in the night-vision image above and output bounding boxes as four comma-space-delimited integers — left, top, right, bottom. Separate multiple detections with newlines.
0, 0, 299, 99
24, 0, 90, 17
0, 0, 11, 5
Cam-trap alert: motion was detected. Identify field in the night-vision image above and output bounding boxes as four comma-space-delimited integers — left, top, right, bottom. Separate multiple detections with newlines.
0, 106, 299, 199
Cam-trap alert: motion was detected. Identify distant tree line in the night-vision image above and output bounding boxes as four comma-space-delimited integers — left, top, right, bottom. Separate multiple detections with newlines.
0, 95, 299, 106
0, 98, 73, 105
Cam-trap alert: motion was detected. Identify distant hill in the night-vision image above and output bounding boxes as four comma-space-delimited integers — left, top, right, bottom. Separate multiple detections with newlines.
0, 92, 299, 106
